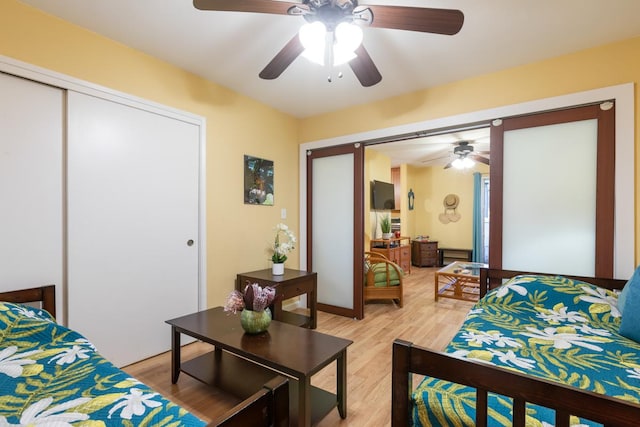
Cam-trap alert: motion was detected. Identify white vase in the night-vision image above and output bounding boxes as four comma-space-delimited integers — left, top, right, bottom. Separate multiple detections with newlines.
272, 262, 285, 275
382, 232, 393, 240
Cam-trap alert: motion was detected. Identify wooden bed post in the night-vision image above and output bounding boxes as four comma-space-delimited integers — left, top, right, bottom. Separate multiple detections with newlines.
392, 339, 413, 427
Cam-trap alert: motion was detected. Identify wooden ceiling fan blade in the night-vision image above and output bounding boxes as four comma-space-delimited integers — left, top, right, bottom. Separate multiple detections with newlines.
470, 154, 490, 165
362, 5, 464, 35
193, 0, 301, 15
349, 44, 382, 87
259, 34, 305, 80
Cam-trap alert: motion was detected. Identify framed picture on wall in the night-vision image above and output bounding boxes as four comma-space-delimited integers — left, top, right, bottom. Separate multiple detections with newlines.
244, 155, 274, 205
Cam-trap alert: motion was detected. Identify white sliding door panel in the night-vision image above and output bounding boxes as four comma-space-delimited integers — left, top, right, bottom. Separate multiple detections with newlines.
0, 72, 64, 320
502, 120, 597, 276
67, 91, 199, 367
312, 154, 354, 309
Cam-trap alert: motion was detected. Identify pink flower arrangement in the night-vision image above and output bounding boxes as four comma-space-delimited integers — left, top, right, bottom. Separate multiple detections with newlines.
224, 283, 276, 314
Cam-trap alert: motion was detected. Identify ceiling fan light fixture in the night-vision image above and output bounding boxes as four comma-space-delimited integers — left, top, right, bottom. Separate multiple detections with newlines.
299, 21, 327, 65
452, 156, 475, 170
300, 20, 363, 67
333, 22, 363, 65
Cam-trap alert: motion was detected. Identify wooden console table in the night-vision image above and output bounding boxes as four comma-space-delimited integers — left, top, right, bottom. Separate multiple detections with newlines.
236, 268, 317, 329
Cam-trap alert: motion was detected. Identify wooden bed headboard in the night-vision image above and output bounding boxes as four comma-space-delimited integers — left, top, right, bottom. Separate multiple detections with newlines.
0, 285, 56, 318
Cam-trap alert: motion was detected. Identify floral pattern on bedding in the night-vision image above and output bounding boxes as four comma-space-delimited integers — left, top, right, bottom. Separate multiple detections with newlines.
412, 275, 640, 426
0, 302, 205, 426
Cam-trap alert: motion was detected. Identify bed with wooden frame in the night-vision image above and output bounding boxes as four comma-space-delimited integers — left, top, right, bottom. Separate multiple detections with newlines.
391, 268, 640, 427
0, 285, 289, 427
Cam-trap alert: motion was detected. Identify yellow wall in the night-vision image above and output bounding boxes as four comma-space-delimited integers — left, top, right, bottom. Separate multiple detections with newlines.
364, 149, 392, 247
0, 0, 300, 307
407, 164, 489, 249
300, 36, 640, 262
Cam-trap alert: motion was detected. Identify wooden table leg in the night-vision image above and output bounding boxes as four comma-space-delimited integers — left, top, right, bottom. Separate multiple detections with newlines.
309, 288, 317, 329
171, 326, 181, 384
337, 349, 347, 418
434, 272, 440, 301
299, 375, 311, 427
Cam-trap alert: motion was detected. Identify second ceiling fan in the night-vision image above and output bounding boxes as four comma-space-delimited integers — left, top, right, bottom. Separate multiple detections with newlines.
193, 0, 464, 87
444, 141, 490, 169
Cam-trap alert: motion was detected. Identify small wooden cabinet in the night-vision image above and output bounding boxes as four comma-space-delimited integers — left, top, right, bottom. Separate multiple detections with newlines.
370, 237, 411, 273
411, 240, 439, 267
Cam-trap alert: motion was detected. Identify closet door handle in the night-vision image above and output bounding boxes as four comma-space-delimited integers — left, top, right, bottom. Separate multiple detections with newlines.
187, 239, 194, 246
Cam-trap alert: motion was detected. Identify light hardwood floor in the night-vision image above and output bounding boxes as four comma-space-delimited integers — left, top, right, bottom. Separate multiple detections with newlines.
123, 266, 475, 426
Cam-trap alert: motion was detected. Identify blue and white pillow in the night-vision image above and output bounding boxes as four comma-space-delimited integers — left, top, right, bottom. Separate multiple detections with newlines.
619, 265, 640, 342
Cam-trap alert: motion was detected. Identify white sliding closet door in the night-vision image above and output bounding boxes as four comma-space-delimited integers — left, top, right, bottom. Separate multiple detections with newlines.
67, 91, 200, 367
0, 72, 64, 320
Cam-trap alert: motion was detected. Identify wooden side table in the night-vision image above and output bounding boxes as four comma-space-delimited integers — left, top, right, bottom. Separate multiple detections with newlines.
236, 268, 317, 329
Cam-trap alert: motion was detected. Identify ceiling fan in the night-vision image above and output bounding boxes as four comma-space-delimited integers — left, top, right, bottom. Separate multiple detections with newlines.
444, 141, 490, 169
420, 140, 490, 169
193, 0, 464, 87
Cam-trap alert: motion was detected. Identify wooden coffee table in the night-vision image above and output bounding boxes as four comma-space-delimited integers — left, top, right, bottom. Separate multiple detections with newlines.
166, 307, 352, 427
435, 261, 488, 302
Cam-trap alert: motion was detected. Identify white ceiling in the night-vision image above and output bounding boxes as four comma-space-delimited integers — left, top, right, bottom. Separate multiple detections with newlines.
18, 0, 640, 119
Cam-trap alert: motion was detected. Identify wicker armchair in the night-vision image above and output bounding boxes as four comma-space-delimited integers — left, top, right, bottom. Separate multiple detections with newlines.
364, 251, 404, 307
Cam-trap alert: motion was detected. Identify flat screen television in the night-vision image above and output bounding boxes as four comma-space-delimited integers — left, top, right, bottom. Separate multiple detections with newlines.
371, 180, 395, 210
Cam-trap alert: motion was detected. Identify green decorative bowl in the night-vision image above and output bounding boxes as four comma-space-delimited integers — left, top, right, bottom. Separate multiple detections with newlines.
240, 308, 272, 334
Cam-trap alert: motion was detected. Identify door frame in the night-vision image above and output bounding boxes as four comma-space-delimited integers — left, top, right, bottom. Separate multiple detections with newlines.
299, 83, 634, 280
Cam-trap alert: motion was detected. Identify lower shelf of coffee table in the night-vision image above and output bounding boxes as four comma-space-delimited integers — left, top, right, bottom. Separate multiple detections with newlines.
279, 310, 312, 328
181, 350, 337, 425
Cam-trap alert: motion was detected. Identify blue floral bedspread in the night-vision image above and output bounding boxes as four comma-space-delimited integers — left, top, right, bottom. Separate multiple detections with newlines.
412, 275, 640, 426
0, 302, 205, 426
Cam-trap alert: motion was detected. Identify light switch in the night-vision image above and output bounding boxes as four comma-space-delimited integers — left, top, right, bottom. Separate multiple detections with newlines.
281, 208, 287, 219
